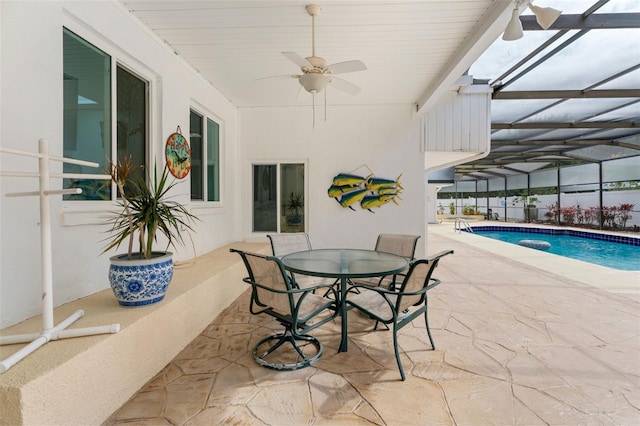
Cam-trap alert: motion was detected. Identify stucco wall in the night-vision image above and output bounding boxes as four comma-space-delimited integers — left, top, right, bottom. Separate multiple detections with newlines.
0, 1, 240, 328
239, 105, 428, 257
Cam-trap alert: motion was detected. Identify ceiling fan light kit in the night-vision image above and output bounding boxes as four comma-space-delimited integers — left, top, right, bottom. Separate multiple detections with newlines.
255, 4, 369, 126
299, 73, 329, 94
259, 3, 367, 123
502, 1, 561, 41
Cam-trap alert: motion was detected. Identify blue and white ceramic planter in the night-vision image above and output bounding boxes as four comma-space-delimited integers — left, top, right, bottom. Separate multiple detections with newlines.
108, 252, 173, 307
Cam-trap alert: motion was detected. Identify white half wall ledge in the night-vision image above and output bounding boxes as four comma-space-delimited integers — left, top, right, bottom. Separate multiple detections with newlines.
0, 241, 269, 426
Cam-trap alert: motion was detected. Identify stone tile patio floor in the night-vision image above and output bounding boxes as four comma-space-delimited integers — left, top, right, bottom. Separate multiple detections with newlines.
104, 226, 640, 425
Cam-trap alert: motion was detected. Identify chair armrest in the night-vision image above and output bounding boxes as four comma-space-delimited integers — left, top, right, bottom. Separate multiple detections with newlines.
347, 282, 431, 298
425, 277, 442, 291
243, 277, 337, 295
426, 249, 454, 263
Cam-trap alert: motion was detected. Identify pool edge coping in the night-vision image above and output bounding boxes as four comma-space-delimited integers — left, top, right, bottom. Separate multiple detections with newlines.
428, 223, 640, 296
465, 223, 640, 246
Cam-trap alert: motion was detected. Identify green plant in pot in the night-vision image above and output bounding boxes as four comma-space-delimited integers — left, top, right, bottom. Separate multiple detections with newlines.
103, 157, 197, 307
512, 194, 540, 223
285, 191, 304, 226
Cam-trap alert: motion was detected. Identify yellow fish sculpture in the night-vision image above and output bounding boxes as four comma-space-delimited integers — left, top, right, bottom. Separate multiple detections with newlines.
328, 172, 402, 212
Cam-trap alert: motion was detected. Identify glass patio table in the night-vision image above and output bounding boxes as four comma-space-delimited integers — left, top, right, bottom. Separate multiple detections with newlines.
281, 248, 408, 352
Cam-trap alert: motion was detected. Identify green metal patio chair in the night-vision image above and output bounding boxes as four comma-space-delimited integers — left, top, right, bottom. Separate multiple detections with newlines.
346, 249, 453, 380
267, 232, 312, 257
267, 232, 334, 290
354, 233, 421, 288
230, 248, 338, 371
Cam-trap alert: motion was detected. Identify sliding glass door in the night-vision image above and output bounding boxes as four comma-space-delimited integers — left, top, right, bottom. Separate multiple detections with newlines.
252, 163, 305, 233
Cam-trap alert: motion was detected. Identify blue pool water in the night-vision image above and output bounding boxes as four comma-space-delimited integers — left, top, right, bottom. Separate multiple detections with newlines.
467, 226, 640, 271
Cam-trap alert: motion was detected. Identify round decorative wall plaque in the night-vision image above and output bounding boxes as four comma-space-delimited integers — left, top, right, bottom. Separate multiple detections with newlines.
165, 127, 191, 179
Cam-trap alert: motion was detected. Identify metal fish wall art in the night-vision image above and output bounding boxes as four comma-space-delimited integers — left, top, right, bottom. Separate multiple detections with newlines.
328, 172, 403, 212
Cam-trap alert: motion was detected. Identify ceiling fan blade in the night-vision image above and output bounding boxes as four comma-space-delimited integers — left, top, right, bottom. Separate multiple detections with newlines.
327, 60, 367, 74
282, 52, 312, 69
329, 77, 361, 96
256, 74, 300, 81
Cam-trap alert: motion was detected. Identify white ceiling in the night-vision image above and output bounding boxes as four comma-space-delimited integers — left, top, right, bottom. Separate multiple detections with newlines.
119, 1, 513, 111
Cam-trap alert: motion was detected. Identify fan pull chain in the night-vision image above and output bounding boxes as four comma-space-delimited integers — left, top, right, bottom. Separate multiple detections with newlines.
312, 94, 316, 128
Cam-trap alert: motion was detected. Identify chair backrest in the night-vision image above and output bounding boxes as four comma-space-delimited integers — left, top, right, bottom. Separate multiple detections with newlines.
232, 249, 294, 314
395, 260, 431, 311
374, 234, 420, 260
267, 233, 312, 257
396, 250, 453, 312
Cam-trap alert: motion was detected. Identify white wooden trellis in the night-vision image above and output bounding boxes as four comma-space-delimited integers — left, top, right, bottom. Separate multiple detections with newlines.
0, 139, 120, 373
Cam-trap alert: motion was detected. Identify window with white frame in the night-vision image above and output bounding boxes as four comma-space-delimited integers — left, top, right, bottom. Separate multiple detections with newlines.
252, 163, 305, 233
190, 109, 220, 202
62, 28, 148, 200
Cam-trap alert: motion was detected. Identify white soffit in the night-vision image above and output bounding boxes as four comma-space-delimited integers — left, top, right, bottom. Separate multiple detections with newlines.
119, 1, 512, 109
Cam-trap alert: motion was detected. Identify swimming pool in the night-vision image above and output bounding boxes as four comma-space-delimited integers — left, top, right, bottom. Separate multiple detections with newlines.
466, 226, 640, 271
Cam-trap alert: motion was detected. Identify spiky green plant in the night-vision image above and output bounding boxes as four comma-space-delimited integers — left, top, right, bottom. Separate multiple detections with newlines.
103, 160, 197, 260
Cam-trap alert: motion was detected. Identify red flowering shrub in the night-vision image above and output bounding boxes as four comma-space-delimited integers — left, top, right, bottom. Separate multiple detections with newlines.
615, 203, 634, 229
583, 207, 599, 226
560, 206, 577, 225
544, 203, 559, 222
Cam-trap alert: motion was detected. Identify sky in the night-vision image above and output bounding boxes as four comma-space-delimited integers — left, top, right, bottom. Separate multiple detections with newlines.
469, 0, 640, 85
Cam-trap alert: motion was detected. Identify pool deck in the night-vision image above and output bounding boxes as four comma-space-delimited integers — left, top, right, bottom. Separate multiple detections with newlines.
105, 222, 640, 425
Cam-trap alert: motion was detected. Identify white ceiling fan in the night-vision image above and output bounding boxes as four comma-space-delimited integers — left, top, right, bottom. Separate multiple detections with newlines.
265, 4, 367, 98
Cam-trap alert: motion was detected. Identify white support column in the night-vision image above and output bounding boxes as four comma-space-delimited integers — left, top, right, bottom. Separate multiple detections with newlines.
0, 139, 120, 374
39, 139, 54, 332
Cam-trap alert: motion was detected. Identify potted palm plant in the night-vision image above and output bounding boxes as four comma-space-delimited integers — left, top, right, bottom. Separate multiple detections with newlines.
103, 157, 197, 306
512, 194, 540, 223
285, 191, 304, 226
